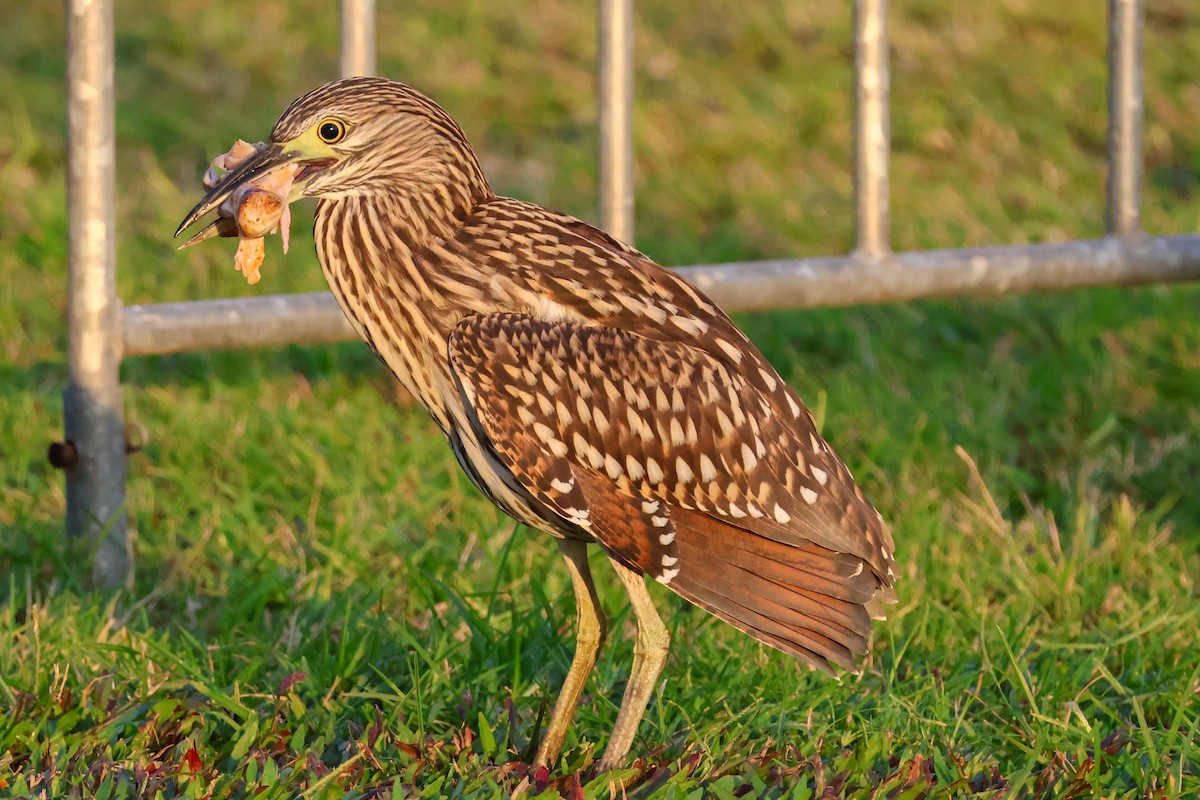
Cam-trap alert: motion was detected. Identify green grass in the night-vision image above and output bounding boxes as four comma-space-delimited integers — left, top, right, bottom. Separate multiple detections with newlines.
2, 0, 1199, 796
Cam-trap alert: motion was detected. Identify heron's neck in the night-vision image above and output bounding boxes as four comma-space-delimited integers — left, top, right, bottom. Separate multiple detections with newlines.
314, 174, 493, 426
361, 162, 492, 251
315, 188, 471, 307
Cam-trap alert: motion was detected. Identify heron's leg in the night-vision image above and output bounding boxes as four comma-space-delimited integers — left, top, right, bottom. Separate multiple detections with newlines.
597, 558, 670, 771
535, 538, 607, 768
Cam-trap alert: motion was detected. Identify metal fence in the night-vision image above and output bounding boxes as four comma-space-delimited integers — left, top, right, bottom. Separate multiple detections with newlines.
62, 0, 1200, 587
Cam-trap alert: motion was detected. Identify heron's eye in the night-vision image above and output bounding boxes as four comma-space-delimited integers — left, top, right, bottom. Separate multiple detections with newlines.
317, 119, 347, 144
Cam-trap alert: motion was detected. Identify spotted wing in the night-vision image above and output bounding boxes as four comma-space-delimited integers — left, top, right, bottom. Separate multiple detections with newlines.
448, 312, 895, 672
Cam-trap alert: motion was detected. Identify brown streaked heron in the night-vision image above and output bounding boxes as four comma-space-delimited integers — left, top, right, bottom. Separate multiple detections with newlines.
176, 76, 897, 771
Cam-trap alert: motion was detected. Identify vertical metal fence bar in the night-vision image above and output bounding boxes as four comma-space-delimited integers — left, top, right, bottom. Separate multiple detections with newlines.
1106, 0, 1143, 236
65, 0, 129, 588
340, 0, 377, 78
598, 0, 635, 244
853, 0, 890, 256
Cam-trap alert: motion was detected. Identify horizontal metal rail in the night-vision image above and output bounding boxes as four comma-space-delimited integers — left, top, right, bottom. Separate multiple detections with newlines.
678, 234, 1200, 311
123, 292, 355, 357
123, 234, 1200, 357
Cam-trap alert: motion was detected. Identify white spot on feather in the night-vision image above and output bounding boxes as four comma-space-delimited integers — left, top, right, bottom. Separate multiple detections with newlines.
661, 554, 678, 567
741, 443, 758, 472
811, 466, 828, 486
716, 408, 735, 437
669, 418, 686, 446
604, 454, 623, 480
587, 445, 605, 470
658, 531, 675, 545
675, 458, 694, 484
786, 394, 802, 418
714, 337, 743, 363
572, 432, 589, 459
616, 292, 649, 316
773, 504, 791, 524
574, 396, 592, 425
563, 507, 591, 528
671, 315, 709, 337
555, 401, 572, 427
626, 456, 646, 482
656, 567, 680, 584
699, 454, 718, 483
641, 304, 668, 324
570, 372, 594, 399
800, 487, 818, 504
646, 457, 664, 485
550, 477, 575, 493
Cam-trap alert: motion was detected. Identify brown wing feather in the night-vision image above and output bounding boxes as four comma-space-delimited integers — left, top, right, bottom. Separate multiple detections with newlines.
451, 314, 893, 569
448, 312, 895, 671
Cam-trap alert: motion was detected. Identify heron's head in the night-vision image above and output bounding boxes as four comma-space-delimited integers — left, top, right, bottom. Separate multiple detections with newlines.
176, 77, 491, 238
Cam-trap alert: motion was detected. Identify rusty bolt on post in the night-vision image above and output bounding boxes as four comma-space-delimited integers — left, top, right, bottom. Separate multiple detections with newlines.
49, 436, 142, 469
48, 439, 80, 469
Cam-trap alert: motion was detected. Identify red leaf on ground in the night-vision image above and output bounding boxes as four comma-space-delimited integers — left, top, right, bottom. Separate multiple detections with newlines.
306, 752, 331, 777
277, 672, 307, 695
182, 744, 202, 774
1101, 727, 1129, 756
367, 705, 384, 749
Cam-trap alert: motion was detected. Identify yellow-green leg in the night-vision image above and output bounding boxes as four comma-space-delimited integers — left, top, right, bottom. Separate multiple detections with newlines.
535, 538, 607, 768
597, 558, 670, 771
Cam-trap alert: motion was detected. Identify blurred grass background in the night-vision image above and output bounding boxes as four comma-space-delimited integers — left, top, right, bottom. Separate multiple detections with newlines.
1, 0, 1199, 797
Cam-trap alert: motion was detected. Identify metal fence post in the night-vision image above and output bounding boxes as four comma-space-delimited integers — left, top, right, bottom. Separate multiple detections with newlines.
853, 0, 890, 257
340, 0, 377, 78
598, 0, 635, 244
65, 0, 129, 588
1106, 0, 1143, 236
